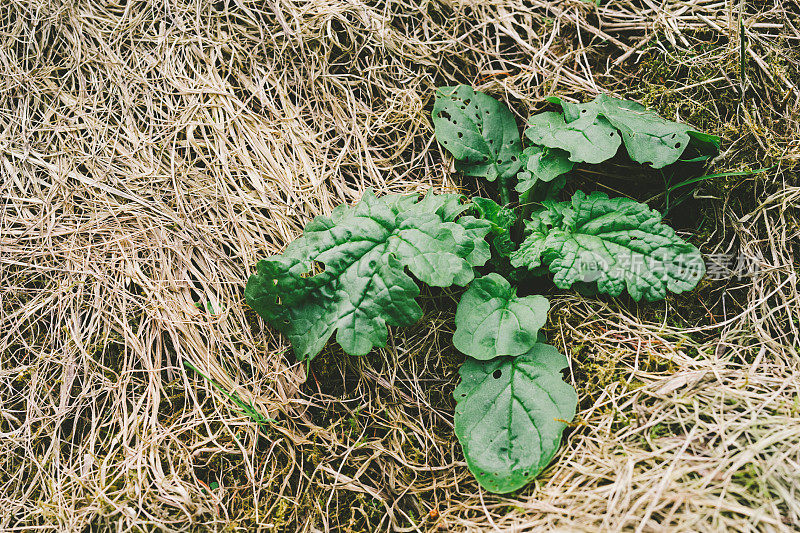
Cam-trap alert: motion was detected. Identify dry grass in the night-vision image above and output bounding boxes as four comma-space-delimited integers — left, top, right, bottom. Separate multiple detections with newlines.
1, 0, 799, 531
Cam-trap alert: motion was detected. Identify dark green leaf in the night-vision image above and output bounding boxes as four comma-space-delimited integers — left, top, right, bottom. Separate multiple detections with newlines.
246, 189, 491, 360
511, 190, 705, 301
453, 273, 549, 360
433, 85, 524, 181
454, 343, 577, 493
687, 130, 722, 159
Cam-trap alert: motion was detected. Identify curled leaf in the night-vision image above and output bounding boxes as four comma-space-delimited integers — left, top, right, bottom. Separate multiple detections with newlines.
472, 197, 517, 257
516, 146, 574, 194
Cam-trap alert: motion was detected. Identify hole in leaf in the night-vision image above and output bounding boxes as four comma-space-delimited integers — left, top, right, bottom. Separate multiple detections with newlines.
609, 132, 614, 137
300, 261, 325, 278
438, 110, 452, 122
482, 156, 489, 162
457, 132, 463, 138
511, 156, 517, 162
675, 142, 681, 148
581, 109, 587, 113
492, 369, 502, 379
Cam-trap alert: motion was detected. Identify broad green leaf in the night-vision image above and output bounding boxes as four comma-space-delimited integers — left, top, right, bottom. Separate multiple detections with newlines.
453, 273, 549, 360
472, 197, 517, 257
510, 190, 705, 301
590, 95, 692, 168
548, 95, 720, 168
516, 146, 574, 194
454, 343, 577, 493
433, 85, 524, 181
245, 189, 491, 360
524, 111, 621, 164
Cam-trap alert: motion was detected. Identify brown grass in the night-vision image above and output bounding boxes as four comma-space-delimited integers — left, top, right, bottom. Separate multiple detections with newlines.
1, 0, 799, 531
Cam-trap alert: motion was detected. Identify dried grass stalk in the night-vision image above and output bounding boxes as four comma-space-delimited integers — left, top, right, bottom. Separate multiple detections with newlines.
1, 0, 799, 530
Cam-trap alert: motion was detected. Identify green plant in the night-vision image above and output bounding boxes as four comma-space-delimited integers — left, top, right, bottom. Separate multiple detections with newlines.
245, 86, 715, 493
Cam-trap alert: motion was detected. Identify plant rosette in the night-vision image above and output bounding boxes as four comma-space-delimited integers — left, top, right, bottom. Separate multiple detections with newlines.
246, 85, 715, 493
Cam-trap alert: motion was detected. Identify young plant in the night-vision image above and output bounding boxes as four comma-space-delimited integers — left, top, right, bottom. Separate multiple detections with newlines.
246, 85, 714, 494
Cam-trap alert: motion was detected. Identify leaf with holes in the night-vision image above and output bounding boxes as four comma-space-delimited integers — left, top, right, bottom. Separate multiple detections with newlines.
454, 342, 577, 493
472, 197, 517, 257
547, 94, 720, 168
433, 85, 524, 181
245, 189, 491, 360
510, 190, 705, 301
453, 273, 549, 360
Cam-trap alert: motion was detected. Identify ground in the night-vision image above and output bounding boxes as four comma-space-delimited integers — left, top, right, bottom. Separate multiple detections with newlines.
1, 0, 800, 531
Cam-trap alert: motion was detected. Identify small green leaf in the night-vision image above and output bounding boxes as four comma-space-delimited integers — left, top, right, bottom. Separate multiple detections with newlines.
545, 95, 581, 122
524, 111, 621, 164
433, 85, 524, 181
687, 130, 722, 159
453, 273, 549, 360
454, 343, 577, 493
511, 190, 705, 301
246, 189, 491, 360
472, 197, 517, 257
516, 146, 574, 194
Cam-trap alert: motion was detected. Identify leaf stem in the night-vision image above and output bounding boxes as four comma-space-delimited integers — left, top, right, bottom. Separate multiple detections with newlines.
518, 188, 534, 220
499, 174, 512, 206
